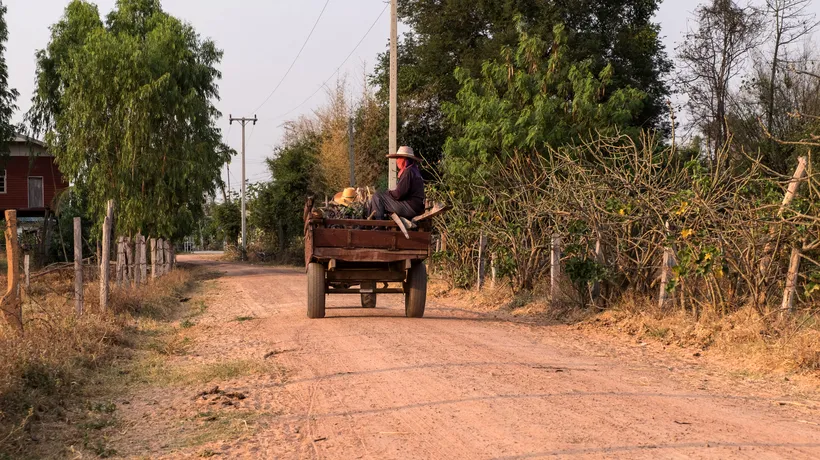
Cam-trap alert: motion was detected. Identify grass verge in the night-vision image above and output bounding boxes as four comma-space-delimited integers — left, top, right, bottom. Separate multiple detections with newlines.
0, 266, 201, 459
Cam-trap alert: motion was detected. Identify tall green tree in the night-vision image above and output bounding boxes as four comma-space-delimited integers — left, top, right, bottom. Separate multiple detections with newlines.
443, 25, 647, 183
0, 1, 18, 152
28, 0, 229, 239
371, 0, 671, 162
251, 130, 323, 253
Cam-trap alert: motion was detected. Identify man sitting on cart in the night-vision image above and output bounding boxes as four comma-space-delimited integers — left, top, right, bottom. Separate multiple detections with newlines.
367, 146, 425, 220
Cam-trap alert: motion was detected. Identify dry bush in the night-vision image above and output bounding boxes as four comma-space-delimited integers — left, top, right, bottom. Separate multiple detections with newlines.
0, 267, 196, 453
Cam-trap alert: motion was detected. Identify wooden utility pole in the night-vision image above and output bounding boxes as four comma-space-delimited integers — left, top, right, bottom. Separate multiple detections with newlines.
100, 201, 113, 309
1, 210, 22, 332
229, 114, 258, 260
74, 217, 83, 315
388, 0, 398, 189
348, 117, 356, 187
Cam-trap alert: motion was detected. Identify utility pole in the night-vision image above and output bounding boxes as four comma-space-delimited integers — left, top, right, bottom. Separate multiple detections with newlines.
388, 0, 398, 189
229, 114, 257, 260
348, 117, 356, 187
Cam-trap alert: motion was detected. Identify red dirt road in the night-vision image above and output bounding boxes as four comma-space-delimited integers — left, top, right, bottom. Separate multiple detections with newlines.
142, 255, 820, 459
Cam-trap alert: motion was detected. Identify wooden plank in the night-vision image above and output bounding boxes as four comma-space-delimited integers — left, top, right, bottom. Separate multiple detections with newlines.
74, 217, 83, 315
313, 228, 430, 251
313, 247, 428, 263
412, 203, 451, 223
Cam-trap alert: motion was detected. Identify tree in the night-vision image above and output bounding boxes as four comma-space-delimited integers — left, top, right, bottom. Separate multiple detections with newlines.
371, 0, 671, 163
0, 1, 18, 153
677, 0, 764, 157
251, 129, 323, 254
761, 0, 819, 171
28, 0, 229, 239
443, 25, 647, 183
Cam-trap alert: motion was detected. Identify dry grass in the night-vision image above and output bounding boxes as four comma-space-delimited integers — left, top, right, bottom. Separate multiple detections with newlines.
433, 279, 820, 377
0, 266, 199, 458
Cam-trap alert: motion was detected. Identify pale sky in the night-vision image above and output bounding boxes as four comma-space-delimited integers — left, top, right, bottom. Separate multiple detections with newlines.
4, 0, 818, 189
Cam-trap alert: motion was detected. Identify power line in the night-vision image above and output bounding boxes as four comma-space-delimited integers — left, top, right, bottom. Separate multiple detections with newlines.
271, 3, 389, 122
252, 0, 332, 114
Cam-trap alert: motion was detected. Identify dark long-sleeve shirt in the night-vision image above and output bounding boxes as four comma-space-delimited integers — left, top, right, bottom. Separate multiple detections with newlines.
389, 164, 425, 215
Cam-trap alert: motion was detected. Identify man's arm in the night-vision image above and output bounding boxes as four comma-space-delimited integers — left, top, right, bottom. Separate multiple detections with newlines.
389, 172, 411, 201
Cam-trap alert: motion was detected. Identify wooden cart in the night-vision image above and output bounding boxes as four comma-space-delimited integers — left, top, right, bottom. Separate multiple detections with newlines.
304, 210, 432, 319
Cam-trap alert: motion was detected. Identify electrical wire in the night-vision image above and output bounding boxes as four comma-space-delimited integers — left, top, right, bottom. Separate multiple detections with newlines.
252, 0, 332, 114
271, 2, 389, 122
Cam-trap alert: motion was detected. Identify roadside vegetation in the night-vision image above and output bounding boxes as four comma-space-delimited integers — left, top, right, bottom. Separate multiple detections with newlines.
0, 264, 200, 458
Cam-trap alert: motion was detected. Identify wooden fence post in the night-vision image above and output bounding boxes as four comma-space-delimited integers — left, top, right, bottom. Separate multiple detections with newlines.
74, 217, 83, 316
781, 247, 801, 315
24, 254, 30, 291
658, 247, 676, 310
476, 233, 488, 291
759, 156, 808, 306
1, 210, 22, 333
551, 235, 562, 302
151, 238, 157, 280
490, 253, 497, 288
125, 236, 134, 288
133, 233, 142, 288
116, 237, 124, 287
101, 200, 113, 310
591, 236, 604, 302
139, 234, 147, 284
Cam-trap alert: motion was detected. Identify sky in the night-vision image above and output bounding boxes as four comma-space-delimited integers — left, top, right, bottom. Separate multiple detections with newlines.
4, 0, 818, 190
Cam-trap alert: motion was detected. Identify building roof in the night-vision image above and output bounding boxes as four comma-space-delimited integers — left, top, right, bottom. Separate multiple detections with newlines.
12, 133, 47, 148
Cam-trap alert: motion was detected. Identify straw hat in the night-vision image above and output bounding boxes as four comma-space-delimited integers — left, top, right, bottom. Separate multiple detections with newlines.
333, 187, 358, 206
386, 146, 418, 160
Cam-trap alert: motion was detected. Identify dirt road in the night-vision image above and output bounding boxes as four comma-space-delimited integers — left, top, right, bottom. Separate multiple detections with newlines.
114, 255, 820, 459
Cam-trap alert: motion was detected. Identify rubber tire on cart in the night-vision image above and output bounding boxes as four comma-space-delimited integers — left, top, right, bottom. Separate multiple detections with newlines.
307, 263, 326, 319
404, 261, 427, 318
361, 293, 377, 308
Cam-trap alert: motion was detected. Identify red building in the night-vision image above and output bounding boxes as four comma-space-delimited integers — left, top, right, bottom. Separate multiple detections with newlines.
0, 134, 69, 217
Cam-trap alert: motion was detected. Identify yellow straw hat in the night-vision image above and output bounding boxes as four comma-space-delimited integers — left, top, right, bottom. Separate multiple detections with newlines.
333, 187, 358, 206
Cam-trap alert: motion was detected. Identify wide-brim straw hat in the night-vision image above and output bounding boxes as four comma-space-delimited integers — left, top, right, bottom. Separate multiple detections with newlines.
333, 187, 358, 206
386, 146, 418, 160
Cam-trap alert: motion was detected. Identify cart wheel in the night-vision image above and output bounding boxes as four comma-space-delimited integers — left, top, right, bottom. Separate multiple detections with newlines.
361, 293, 377, 309
307, 263, 326, 319
404, 262, 427, 318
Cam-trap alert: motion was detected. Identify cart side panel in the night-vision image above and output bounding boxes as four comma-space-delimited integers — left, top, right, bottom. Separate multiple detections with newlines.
313, 228, 430, 251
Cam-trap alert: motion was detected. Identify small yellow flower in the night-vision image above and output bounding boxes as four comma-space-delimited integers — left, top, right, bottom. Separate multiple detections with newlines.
681, 229, 694, 239
618, 208, 626, 216
703, 253, 712, 261
675, 201, 689, 216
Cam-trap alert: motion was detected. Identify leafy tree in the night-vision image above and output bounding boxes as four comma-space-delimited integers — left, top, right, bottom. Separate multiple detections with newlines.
371, 0, 671, 162
251, 130, 323, 254
677, 0, 763, 158
0, 1, 18, 153
28, 0, 229, 239
443, 25, 647, 183
212, 195, 241, 245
